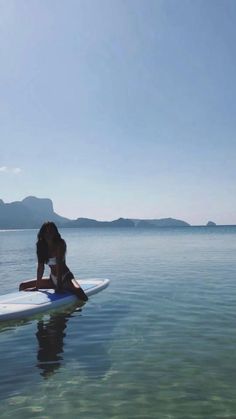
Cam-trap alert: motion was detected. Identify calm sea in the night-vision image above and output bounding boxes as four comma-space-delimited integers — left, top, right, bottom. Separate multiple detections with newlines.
0, 227, 236, 418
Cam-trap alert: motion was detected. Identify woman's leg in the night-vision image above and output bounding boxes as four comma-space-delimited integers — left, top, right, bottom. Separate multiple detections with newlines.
63, 276, 88, 302
68, 281, 88, 301
19, 278, 55, 291
71, 278, 88, 301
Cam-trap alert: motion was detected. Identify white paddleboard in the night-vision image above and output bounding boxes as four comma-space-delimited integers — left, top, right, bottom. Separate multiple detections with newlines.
0, 278, 110, 321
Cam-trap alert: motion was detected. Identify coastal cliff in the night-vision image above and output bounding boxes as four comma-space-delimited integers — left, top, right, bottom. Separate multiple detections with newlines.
0, 196, 190, 229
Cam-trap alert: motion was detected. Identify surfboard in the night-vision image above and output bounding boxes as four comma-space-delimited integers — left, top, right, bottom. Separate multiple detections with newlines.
0, 278, 110, 321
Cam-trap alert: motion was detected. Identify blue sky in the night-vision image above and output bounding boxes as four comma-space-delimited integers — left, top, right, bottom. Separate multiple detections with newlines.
0, 0, 236, 225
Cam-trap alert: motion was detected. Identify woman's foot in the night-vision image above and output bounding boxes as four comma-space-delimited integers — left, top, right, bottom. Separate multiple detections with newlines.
76, 287, 88, 302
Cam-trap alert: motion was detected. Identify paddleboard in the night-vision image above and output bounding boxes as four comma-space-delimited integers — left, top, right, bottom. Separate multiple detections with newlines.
0, 278, 110, 321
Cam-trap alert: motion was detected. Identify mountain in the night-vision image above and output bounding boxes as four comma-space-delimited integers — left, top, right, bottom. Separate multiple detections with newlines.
22, 197, 69, 225
134, 218, 190, 228
64, 217, 135, 228
0, 196, 191, 229
0, 196, 69, 229
64, 217, 188, 228
0, 199, 36, 229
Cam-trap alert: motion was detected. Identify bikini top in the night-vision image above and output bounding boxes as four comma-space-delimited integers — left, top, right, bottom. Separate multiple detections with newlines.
47, 256, 65, 266
47, 257, 57, 266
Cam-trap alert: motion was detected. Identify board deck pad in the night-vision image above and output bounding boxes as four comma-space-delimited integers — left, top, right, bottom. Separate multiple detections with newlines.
0, 278, 110, 321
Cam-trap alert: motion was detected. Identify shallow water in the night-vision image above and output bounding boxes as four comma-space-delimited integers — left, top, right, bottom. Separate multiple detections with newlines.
0, 227, 236, 418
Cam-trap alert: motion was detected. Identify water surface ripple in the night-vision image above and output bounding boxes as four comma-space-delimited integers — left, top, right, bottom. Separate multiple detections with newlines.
0, 227, 236, 418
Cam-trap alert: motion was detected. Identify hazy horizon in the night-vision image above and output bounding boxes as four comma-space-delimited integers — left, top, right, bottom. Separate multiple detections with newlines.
1, 1, 236, 225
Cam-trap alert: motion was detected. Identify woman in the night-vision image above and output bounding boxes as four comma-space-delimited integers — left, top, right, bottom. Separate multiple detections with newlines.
19, 222, 88, 302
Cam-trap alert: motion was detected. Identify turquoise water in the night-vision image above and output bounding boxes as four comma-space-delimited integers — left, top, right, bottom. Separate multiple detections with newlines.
0, 227, 236, 418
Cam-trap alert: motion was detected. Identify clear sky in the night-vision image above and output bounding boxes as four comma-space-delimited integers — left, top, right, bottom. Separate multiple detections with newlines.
0, 0, 236, 225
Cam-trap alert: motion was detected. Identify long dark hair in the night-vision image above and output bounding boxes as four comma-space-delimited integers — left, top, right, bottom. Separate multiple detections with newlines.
36, 222, 66, 263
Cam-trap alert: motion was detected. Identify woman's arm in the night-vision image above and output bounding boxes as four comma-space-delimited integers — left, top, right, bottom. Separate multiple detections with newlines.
36, 262, 45, 289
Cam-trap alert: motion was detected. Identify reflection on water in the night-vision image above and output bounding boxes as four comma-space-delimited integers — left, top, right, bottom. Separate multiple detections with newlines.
5, 227, 236, 417
0, 299, 122, 401
35, 306, 120, 381
34, 301, 119, 380
36, 311, 75, 379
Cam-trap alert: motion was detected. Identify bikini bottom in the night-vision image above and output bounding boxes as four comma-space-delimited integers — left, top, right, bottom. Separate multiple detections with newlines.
50, 270, 74, 288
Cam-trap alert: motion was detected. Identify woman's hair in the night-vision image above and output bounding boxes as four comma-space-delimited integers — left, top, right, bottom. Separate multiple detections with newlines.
36, 221, 66, 263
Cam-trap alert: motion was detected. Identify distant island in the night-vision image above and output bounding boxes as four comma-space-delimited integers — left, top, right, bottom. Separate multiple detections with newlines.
0, 196, 215, 230
206, 221, 217, 227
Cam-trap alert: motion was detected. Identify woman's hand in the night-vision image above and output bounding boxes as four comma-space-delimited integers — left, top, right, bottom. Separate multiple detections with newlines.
24, 287, 38, 291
